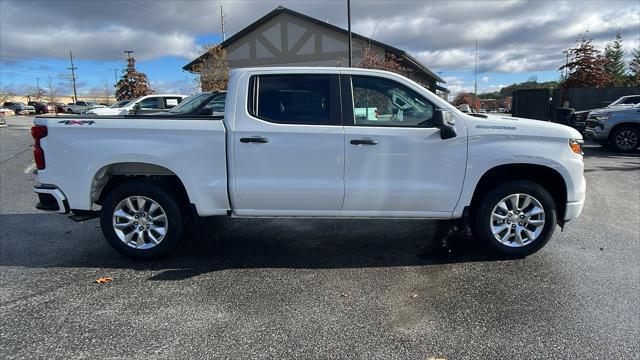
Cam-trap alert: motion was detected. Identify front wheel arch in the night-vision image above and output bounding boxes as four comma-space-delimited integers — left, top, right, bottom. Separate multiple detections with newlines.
469, 164, 567, 223
608, 124, 639, 152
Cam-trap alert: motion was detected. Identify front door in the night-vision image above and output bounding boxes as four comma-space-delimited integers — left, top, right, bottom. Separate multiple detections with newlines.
341, 74, 467, 216
232, 74, 344, 215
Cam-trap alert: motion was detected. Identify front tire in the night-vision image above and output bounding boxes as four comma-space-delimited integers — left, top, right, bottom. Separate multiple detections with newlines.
100, 180, 184, 259
473, 180, 557, 258
609, 126, 639, 152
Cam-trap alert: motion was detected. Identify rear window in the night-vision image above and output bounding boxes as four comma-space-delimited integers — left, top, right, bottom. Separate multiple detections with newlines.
249, 75, 331, 124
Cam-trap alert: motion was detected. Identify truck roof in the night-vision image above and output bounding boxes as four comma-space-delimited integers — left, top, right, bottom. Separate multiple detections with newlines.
230, 66, 413, 77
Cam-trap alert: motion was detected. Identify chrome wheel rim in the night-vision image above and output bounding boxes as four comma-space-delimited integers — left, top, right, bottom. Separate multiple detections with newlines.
112, 196, 168, 249
615, 130, 638, 150
490, 193, 545, 247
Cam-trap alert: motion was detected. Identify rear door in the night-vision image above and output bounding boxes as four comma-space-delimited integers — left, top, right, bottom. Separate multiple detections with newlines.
231, 73, 344, 215
341, 74, 467, 216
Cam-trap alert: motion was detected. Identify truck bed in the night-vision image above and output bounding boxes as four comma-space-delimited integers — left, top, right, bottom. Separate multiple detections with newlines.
32, 115, 230, 216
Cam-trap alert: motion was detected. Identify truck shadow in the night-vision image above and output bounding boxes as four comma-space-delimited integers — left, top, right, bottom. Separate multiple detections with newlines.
0, 214, 502, 281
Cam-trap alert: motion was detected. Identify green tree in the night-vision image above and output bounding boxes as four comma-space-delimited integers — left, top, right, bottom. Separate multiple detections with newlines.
628, 47, 640, 86
604, 31, 626, 86
560, 34, 612, 88
115, 57, 154, 101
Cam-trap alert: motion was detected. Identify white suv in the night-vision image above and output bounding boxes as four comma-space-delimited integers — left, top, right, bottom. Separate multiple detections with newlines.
85, 94, 187, 116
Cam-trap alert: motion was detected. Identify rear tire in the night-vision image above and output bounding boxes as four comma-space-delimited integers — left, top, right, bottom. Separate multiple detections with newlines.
100, 180, 184, 259
473, 180, 557, 258
609, 126, 639, 152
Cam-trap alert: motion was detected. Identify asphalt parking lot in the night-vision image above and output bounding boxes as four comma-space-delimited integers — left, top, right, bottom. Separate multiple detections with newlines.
1, 116, 638, 359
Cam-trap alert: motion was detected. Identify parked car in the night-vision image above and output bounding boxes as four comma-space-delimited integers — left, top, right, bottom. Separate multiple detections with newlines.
64, 101, 105, 114
3, 102, 36, 115
53, 103, 66, 113
85, 94, 186, 116
146, 92, 226, 116
571, 95, 640, 132
28, 101, 56, 114
0, 107, 16, 116
583, 103, 639, 152
457, 104, 471, 113
32, 67, 585, 260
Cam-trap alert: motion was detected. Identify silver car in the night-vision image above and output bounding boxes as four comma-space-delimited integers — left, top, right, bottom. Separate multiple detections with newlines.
584, 103, 640, 152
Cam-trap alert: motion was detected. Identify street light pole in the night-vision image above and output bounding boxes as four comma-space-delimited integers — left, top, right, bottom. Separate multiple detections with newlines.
347, 0, 352, 67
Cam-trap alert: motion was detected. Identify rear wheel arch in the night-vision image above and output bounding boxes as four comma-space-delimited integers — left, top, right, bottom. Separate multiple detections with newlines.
91, 162, 191, 211
469, 164, 568, 222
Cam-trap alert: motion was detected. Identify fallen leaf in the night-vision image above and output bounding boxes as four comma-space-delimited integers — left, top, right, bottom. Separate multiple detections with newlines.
95, 277, 113, 284
340, 292, 352, 299
411, 293, 419, 298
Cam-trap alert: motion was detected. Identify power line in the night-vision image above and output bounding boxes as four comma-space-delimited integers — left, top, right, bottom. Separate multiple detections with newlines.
68, 50, 78, 103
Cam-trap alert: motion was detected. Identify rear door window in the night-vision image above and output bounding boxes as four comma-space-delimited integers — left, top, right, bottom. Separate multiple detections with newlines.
249, 74, 339, 125
138, 97, 160, 109
163, 97, 182, 109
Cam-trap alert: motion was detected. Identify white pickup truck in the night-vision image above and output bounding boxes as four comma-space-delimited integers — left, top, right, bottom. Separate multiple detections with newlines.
64, 101, 106, 114
32, 67, 586, 259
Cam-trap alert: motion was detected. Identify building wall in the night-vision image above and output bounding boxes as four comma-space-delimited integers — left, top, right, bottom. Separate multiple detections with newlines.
1, 95, 116, 106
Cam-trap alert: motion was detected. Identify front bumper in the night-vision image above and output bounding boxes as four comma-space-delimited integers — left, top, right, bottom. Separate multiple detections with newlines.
564, 198, 585, 222
34, 185, 69, 214
583, 126, 609, 142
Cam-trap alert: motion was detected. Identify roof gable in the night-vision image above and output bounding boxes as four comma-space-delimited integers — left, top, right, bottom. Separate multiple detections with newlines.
183, 6, 444, 84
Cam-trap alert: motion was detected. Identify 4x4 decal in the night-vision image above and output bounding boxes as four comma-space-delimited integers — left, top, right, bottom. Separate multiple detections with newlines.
58, 120, 95, 125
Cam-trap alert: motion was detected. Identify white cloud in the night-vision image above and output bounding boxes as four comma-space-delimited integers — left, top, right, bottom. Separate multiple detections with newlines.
1, 0, 639, 74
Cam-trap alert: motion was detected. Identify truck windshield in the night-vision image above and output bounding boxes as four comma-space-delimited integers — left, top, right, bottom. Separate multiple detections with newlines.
168, 93, 215, 114
110, 100, 131, 108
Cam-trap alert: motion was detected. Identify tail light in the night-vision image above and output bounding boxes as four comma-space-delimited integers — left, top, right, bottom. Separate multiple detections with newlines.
31, 125, 48, 170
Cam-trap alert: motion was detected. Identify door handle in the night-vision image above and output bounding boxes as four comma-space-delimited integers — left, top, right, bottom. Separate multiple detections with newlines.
240, 136, 269, 144
350, 139, 378, 145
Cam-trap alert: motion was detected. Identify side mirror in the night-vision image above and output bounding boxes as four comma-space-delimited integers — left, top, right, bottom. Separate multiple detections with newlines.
434, 109, 457, 139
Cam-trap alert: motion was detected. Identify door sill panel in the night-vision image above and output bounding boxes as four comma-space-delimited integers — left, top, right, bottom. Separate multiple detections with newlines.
231, 209, 453, 219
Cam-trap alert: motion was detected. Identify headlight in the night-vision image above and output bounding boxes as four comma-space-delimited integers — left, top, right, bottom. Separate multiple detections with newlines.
569, 138, 584, 155
594, 114, 610, 122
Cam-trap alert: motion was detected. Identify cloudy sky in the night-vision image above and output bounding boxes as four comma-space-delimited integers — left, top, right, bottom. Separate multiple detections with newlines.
1, 0, 639, 98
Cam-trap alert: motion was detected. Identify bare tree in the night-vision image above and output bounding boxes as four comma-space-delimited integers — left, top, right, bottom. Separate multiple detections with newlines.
26, 86, 47, 102
193, 45, 230, 92
102, 81, 112, 105
0, 85, 15, 104
356, 48, 412, 77
46, 78, 60, 114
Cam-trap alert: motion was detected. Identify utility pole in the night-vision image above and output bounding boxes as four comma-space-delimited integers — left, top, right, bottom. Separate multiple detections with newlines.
124, 50, 133, 59
220, 3, 226, 41
68, 50, 78, 103
36, 77, 40, 100
474, 40, 478, 111
347, 0, 352, 67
